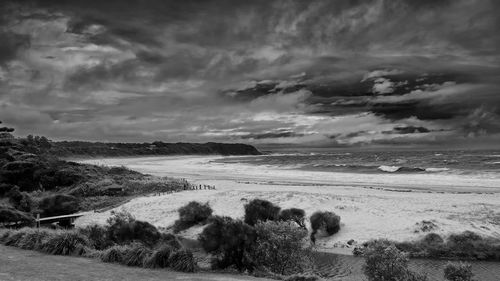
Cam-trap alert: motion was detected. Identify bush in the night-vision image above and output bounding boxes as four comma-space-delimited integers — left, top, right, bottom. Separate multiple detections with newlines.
16, 228, 51, 250
108, 220, 161, 247
3, 230, 27, 246
6, 186, 33, 212
173, 201, 212, 233
309, 211, 341, 242
145, 244, 174, 268
244, 199, 280, 226
79, 224, 113, 250
121, 243, 152, 267
168, 249, 196, 272
38, 194, 80, 217
422, 233, 444, 246
279, 208, 306, 228
199, 216, 256, 271
158, 233, 181, 249
40, 230, 89, 256
101, 245, 125, 263
0, 206, 34, 226
252, 221, 309, 275
0, 160, 40, 191
444, 262, 474, 281
363, 242, 428, 281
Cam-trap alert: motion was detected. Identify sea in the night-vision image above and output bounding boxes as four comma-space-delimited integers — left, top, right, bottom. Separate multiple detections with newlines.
213, 148, 500, 178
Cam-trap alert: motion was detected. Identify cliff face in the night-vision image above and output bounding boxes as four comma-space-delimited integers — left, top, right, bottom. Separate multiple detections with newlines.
49, 141, 261, 157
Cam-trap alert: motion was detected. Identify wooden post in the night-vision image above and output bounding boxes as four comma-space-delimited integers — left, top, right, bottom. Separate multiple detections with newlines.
36, 213, 40, 228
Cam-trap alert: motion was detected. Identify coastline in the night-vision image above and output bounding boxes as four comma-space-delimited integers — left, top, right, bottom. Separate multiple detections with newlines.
76, 155, 500, 253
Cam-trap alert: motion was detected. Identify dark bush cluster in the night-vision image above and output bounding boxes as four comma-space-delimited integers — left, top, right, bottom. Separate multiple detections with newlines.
309, 211, 341, 243
199, 216, 257, 271
444, 262, 475, 281
173, 201, 213, 233
363, 241, 429, 281
279, 208, 306, 228
378, 231, 500, 261
244, 199, 281, 226
106, 210, 161, 247
38, 194, 80, 217
0, 207, 34, 226
199, 199, 314, 275
7, 186, 33, 212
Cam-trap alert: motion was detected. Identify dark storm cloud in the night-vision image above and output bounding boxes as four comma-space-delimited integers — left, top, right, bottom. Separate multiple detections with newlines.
0, 32, 30, 64
1, 0, 500, 146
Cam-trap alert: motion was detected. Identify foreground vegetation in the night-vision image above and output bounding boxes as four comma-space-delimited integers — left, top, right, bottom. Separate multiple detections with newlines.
354, 231, 500, 261
0, 121, 200, 227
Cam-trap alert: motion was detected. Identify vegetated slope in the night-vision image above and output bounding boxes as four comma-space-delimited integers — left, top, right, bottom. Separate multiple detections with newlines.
50, 141, 261, 157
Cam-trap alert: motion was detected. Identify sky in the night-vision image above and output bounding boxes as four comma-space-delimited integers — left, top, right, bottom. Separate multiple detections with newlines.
0, 0, 500, 148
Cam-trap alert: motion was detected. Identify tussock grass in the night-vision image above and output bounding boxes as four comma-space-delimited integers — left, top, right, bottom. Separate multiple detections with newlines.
121, 243, 152, 267
168, 249, 196, 272
100, 245, 126, 263
16, 228, 51, 250
144, 244, 174, 268
40, 230, 90, 256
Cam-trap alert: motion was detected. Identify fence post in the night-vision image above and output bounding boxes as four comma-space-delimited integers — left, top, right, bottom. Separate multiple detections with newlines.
36, 213, 40, 228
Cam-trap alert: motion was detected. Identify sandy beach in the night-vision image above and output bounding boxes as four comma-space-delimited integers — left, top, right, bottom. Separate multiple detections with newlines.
76, 156, 500, 252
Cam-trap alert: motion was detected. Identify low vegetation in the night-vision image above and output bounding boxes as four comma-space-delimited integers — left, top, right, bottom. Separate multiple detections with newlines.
444, 262, 475, 281
199, 200, 318, 276
244, 199, 281, 226
356, 231, 500, 261
309, 211, 341, 243
173, 201, 213, 233
363, 241, 429, 281
0, 211, 195, 273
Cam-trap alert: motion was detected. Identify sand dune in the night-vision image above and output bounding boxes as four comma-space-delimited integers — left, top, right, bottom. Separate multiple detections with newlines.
76, 156, 500, 252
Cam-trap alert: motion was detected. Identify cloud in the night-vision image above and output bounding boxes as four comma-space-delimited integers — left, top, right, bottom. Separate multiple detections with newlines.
1, 0, 500, 148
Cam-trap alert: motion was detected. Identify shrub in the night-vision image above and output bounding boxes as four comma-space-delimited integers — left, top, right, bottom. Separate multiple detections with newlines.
6, 186, 33, 212
244, 199, 280, 226
38, 194, 80, 217
158, 233, 181, 249
252, 221, 309, 275
422, 233, 444, 245
0, 160, 40, 191
79, 224, 113, 250
363, 242, 428, 281
145, 244, 174, 268
40, 230, 89, 256
444, 262, 474, 281
16, 228, 51, 250
3, 230, 26, 246
0, 207, 34, 226
199, 216, 256, 271
279, 208, 306, 228
168, 249, 196, 272
121, 243, 152, 267
108, 219, 161, 247
309, 211, 341, 242
101, 245, 125, 263
173, 201, 212, 233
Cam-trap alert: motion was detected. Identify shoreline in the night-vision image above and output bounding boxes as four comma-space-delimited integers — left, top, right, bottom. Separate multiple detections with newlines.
76, 155, 500, 252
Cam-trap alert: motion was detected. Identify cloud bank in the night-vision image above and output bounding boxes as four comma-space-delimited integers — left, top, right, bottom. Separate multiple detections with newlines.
1, 0, 500, 148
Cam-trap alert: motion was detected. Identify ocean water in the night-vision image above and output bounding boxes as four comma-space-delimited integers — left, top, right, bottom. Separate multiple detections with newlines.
213, 149, 500, 178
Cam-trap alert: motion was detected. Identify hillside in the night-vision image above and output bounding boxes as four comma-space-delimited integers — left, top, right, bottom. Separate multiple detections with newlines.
50, 141, 261, 157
